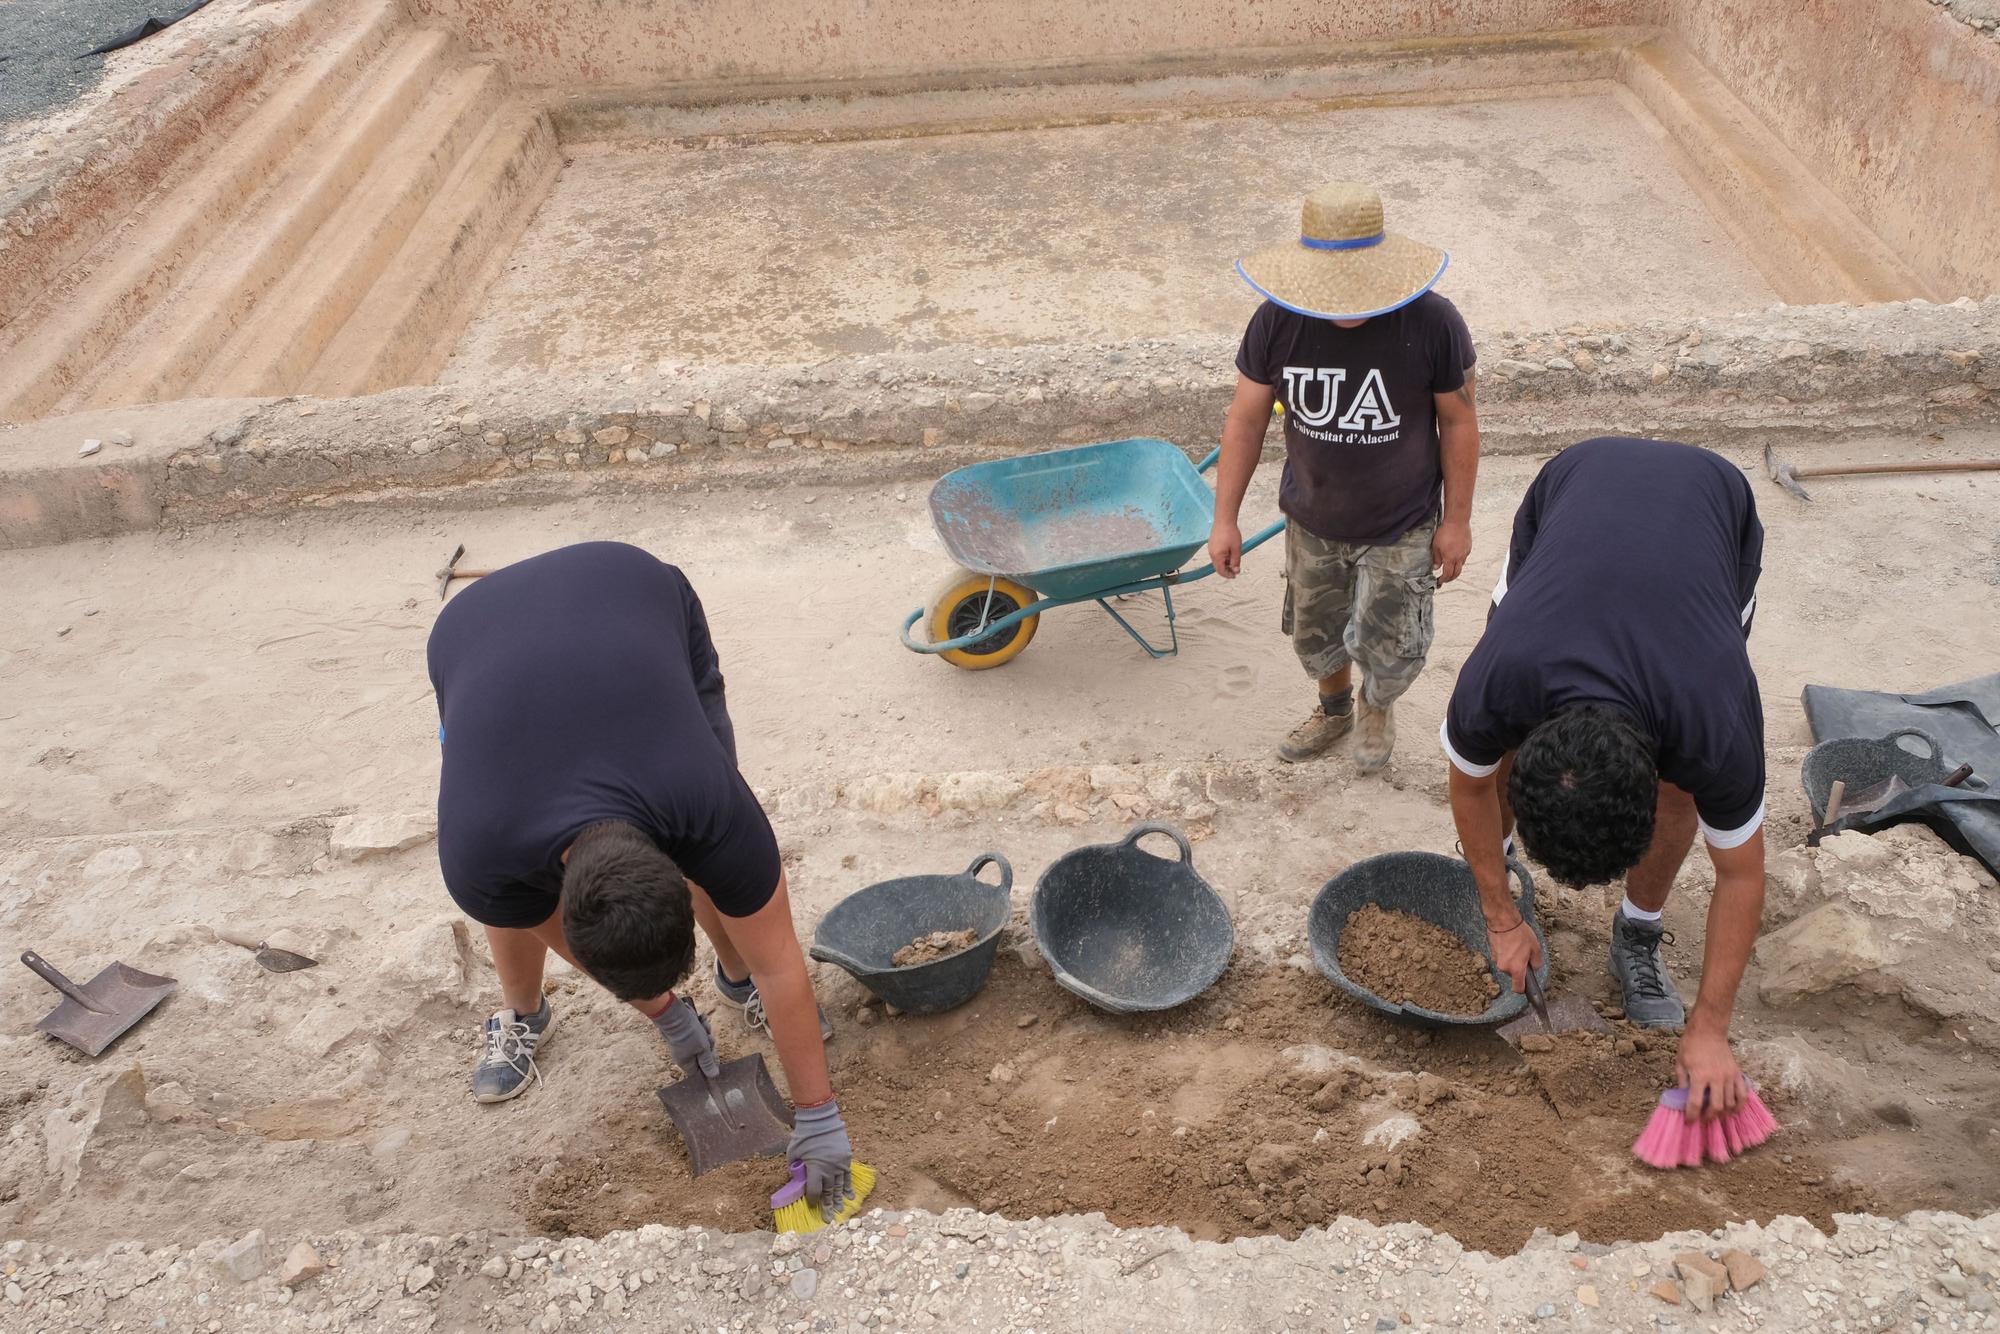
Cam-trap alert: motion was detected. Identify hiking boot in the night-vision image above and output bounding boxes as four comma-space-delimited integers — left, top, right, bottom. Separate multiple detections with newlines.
1608, 911, 1685, 1028
1353, 695, 1396, 774
472, 999, 554, 1104
715, 963, 834, 1041
1277, 704, 1354, 763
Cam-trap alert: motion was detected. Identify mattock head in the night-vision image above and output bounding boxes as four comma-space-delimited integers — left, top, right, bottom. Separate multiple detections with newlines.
1762, 444, 1812, 501
436, 544, 466, 604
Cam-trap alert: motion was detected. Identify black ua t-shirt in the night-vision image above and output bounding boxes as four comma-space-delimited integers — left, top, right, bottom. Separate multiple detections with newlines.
1442, 438, 1767, 846
1235, 292, 1475, 544
427, 542, 780, 929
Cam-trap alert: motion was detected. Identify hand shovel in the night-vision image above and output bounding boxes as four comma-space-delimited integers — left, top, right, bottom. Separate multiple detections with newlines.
1497, 969, 1611, 1043
214, 928, 317, 973
655, 1053, 794, 1176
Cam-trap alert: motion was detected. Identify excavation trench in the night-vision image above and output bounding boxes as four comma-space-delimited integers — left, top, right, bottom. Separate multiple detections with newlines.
527, 953, 1869, 1255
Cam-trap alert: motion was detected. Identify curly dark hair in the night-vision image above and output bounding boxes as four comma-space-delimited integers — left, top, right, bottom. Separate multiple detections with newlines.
1509, 703, 1658, 888
560, 821, 696, 1001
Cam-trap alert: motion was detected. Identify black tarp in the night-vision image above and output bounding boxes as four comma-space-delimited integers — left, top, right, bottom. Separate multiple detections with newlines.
1801, 672, 2000, 880
83, 0, 213, 56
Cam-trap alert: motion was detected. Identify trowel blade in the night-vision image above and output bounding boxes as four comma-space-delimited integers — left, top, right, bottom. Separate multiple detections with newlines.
1497, 994, 1611, 1043
655, 1054, 794, 1177
252, 945, 318, 973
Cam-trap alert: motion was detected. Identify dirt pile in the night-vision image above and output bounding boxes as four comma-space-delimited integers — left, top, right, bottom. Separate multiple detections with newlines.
527, 955, 1865, 1253
892, 929, 978, 967
1337, 906, 1501, 1016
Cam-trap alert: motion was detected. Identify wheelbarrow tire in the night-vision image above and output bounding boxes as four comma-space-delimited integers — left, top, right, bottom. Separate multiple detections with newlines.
925, 569, 1039, 670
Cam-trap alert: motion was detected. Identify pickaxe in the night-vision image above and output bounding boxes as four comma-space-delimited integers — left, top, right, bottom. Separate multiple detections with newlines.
435, 544, 495, 599
1762, 445, 2000, 501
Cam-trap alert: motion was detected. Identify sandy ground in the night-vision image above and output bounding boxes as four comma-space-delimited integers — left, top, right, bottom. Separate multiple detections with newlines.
2, 435, 1998, 1276
444, 91, 1777, 379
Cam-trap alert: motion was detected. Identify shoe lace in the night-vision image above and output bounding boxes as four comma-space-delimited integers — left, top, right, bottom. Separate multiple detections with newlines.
480, 1015, 542, 1088
742, 991, 769, 1036
1619, 928, 1676, 998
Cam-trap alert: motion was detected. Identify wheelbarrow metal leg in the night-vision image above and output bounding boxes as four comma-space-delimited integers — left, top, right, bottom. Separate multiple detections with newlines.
1094, 584, 1180, 659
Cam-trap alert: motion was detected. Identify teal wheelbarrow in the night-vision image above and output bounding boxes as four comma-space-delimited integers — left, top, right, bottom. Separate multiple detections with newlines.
899, 437, 1286, 669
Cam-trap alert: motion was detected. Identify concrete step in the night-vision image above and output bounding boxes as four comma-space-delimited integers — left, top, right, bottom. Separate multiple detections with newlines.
0, 0, 406, 421
66, 30, 458, 414
191, 62, 512, 400
305, 108, 559, 397
1618, 35, 1931, 304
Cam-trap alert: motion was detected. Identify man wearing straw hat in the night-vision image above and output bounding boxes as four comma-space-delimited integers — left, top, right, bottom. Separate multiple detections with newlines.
1208, 182, 1480, 772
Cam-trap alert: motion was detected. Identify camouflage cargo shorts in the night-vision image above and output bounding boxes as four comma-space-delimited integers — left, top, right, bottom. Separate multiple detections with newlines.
1280, 519, 1438, 706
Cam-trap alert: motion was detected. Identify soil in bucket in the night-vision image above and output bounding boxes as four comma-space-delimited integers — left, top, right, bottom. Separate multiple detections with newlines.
892, 929, 979, 967
1336, 905, 1501, 1017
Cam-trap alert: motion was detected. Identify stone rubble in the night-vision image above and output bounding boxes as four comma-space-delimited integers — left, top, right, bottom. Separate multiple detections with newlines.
0, 1209, 1989, 1332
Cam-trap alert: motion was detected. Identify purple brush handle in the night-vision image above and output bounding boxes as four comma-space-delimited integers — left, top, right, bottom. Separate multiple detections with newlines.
770, 1160, 807, 1209
1658, 1079, 1757, 1113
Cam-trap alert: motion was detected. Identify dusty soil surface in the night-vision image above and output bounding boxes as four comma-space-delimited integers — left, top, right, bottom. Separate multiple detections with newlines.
527, 955, 1861, 1256
892, 929, 979, 967
2, 448, 1998, 1266
446, 92, 1775, 378
1336, 905, 1501, 1017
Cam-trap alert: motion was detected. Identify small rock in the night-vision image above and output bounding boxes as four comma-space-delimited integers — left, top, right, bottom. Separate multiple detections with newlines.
1649, 1279, 1683, 1305
1682, 1268, 1718, 1312
1519, 1034, 1554, 1053
1578, 1284, 1599, 1308
280, 1242, 325, 1288
1016, 1015, 1037, 1029
1720, 1249, 1766, 1291
480, 1256, 508, 1279
1245, 1143, 1304, 1184
56, 625, 71, 637
1649, 362, 1670, 384
1940, 1271, 1971, 1299
1308, 1079, 1345, 1113
110, 431, 134, 448
988, 1063, 1016, 1085
1533, 1303, 1556, 1320
1674, 1252, 1730, 1291
1415, 1073, 1451, 1108
791, 1268, 819, 1300
405, 1264, 436, 1294
1614, 1038, 1637, 1057
80, 438, 102, 457
1375, 1320, 1396, 1332
3, 1283, 20, 1306
854, 1006, 877, 1027
217, 1230, 267, 1283
882, 1002, 902, 1018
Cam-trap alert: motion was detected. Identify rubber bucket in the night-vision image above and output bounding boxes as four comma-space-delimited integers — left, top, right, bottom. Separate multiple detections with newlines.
1031, 823, 1234, 1014
1800, 727, 1961, 822
1307, 851, 1548, 1026
809, 853, 1012, 1015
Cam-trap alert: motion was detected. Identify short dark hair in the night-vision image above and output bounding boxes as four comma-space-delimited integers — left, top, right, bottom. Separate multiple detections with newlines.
560, 822, 696, 1002
1510, 703, 1657, 888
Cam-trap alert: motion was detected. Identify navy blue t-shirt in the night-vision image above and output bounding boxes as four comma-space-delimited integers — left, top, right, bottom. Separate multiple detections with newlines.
1442, 439, 1767, 846
427, 542, 780, 929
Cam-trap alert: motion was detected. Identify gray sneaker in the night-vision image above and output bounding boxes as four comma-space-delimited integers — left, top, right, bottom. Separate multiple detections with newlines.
1277, 704, 1354, 763
472, 1000, 554, 1104
715, 965, 833, 1041
1608, 911, 1685, 1028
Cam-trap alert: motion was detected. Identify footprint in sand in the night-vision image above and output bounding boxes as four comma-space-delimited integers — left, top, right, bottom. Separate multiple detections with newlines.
1219, 663, 1257, 698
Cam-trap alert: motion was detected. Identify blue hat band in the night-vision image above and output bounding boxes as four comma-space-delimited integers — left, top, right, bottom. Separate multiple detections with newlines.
1300, 233, 1384, 251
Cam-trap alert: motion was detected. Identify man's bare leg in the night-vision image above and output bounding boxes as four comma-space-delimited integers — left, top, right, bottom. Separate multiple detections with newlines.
485, 925, 552, 1015
473, 924, 559, 1104
1609, 782, 1698, 1026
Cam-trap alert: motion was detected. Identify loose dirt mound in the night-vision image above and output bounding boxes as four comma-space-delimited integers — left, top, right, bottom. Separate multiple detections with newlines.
526, 955, 1860, 1252
1337, 905, 1500, 1016
892, 929, 978, 967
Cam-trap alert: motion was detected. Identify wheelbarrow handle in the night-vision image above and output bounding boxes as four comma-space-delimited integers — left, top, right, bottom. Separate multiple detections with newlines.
1118, 822, 1194, 865
963, 852, 1013, 894
20, 951, 106, 1011
1195, 446, 1222, 473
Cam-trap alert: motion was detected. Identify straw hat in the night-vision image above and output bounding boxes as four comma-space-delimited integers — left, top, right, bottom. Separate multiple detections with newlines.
1236, 182, 1448, 320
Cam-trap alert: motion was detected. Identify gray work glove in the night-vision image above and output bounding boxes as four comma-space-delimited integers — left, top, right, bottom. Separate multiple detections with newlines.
788, 1099, 855, 1221
653, 995, 721, 1079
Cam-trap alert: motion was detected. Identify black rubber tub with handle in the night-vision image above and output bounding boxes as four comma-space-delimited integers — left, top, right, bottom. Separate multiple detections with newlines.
809, 853, 1013, 1015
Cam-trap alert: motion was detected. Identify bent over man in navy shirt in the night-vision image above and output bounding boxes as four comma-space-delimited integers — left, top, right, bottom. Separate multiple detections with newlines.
429, 542, 856, 1216
1441, 439, 1766, 1121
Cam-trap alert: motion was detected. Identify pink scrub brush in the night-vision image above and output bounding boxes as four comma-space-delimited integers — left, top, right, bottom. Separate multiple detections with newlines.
1632, 1085, 1778, 1168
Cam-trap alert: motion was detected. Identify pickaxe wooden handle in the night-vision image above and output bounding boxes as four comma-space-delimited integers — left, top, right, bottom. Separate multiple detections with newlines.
1763, 445, 2000, 500
435, 544, 496, 599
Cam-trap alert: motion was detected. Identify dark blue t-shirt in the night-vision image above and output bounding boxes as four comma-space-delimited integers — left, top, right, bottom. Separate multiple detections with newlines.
427, 542, 779, 929
1442, 438, 1767, 846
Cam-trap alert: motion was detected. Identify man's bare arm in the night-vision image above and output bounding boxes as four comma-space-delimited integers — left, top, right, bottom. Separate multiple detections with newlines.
716, 872, 832, 1105
1430, 370, 1479, 583
1206, 375, 1278, 578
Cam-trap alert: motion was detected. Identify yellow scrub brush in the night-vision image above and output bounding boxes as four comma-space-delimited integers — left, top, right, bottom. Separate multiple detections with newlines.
771, 1159, 877, 1234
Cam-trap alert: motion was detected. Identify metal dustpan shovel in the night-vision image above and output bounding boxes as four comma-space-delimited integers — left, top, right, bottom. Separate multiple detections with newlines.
656, 1054, 793, 1176
1497, 970, 1610, 1044
22, 950, 177, 1057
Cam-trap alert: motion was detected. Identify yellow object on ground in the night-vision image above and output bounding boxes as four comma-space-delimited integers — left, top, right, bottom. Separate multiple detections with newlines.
772, 1162, 878, 1235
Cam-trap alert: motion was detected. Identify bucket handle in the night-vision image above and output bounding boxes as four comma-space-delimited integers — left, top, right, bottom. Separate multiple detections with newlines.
808, 940, 874, 977
1118, 822, 1193, 865
962, 852, 1013, 894
1883, 727, 1941, 762
1504, 856, 1536, 915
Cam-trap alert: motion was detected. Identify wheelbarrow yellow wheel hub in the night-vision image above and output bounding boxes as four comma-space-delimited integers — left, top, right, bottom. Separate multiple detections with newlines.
925, 568, 1039, 670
